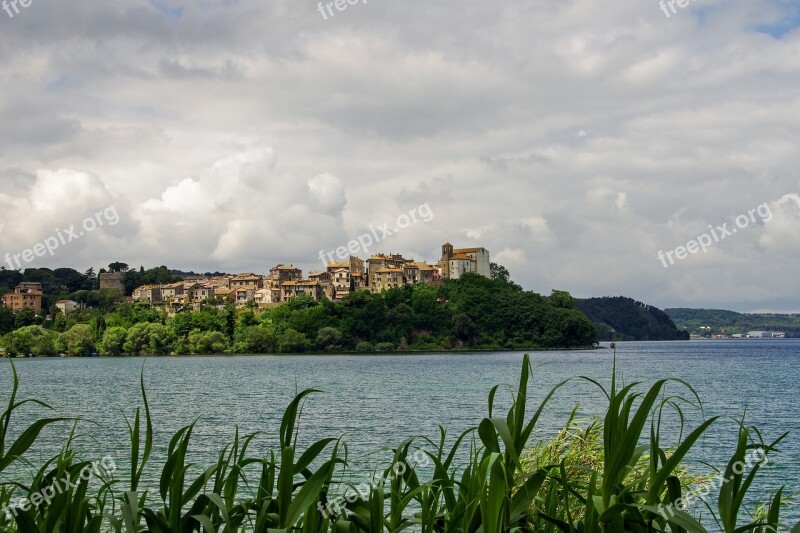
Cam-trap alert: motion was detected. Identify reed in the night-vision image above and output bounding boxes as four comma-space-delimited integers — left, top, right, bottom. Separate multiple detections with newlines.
0, 353, 796, 532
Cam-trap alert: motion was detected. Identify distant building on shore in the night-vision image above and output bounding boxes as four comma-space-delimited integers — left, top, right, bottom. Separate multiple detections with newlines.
747, 331, 786, 338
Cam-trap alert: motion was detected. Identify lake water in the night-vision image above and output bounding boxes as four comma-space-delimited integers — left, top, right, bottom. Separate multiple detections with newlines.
2, 340, 798, 524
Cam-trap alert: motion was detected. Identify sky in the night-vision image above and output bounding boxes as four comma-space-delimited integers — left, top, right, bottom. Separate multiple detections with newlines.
1, 0, 799, 313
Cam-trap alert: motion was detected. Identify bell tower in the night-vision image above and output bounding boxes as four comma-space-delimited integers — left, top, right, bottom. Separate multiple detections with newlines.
441, 242, 453, 279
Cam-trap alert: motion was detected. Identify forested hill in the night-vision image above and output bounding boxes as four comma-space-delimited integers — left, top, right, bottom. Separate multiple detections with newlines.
575, 297, 690, 341
666, 308, 800, 337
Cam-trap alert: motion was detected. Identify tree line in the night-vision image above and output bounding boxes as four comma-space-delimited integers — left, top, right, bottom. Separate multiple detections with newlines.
0, 272, 596, 356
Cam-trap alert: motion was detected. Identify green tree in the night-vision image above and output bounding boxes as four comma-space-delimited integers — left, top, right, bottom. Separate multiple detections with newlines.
107, 262, 129, 273
60, 324, 95, 355
188, 329, 228, 354
234, 324, 277, 354
549, 289, 576, 309
278, 328, 309, 353
99, 326, 128, 356
316, 327, 343, 352
490, 262, 511, 282
124, 322, 173, 356
453, 313, 477, 344
1, 326, 58, 356
0, 306, 15, 335
15, 307, 37, 329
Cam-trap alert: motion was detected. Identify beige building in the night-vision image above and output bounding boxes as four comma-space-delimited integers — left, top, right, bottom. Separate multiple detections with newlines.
234, 287, 255, 304
309, 271, 336, 300
438, 243, 491, 280
280, 280, 323, 301
267, 265, 304, 303
231, 273, 264, 290
367, 253, 412, 287
254, 288, 274, 307
371, 268, 404, 293
55, 300, 84, 316
185, 283, 215, 303
160, 282, 185, 301
215, 288, 235, 302
132, 285, 163, 304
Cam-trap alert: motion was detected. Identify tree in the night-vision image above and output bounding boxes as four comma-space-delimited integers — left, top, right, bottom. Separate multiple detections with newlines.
549, 290, 576, 309
188, 329, 228, 354
453, 313, 477, 344
490, 262, 511, 283
124, 322, 173, 356
108, 262, 129, 273
316, 327, 343, 352
15, 307, 37, 329
83, 267, 97, 290
0, 306, 15, 335
61, 324, 95, 355
1, 326, 58, 356
99, 327, 128, 356
278, 328, 310, 353
234, 324, 277, 354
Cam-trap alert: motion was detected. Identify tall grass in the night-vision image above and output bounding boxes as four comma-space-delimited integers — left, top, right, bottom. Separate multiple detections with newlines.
0, 353, 796, 532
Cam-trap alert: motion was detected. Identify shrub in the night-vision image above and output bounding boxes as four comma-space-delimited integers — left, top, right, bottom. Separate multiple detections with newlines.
278, 328, 310, 353
99, 326, 128, 356
374, 341, 395, 352
355, 341, 373, 352
316, 327, 343, 352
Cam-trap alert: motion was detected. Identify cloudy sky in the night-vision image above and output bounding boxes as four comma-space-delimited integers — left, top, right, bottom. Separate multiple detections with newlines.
1, 0, 799, 312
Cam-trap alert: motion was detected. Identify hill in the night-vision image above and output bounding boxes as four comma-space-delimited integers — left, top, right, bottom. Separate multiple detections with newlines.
665, 308, 800, 338
576, 296, 689, 341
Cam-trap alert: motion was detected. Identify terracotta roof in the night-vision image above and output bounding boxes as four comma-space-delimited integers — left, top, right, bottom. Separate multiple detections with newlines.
272, 264, 300, 270
56, 299, 75, 304
454, 247, 485, 254
232, 273, 261, 280
449, 254, 473, 260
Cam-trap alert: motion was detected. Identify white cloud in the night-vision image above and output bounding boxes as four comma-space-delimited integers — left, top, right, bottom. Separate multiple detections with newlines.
1, 0, 800, 310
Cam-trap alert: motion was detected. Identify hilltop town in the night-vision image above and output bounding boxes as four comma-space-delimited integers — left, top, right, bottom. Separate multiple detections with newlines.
1, 243, 490, 315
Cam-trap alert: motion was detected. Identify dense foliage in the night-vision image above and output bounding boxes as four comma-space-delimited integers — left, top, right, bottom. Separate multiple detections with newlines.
576, 297, 690, 341
666, 308, 800, 338
0, 274, 596, 356
0, 354, 793, 532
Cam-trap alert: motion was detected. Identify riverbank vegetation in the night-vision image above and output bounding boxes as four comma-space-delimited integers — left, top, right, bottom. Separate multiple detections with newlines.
0, 274, 596, 356
0, 354, 794, 532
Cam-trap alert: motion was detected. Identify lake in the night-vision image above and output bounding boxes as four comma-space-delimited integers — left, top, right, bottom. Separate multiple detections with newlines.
2, 339, 798, 523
